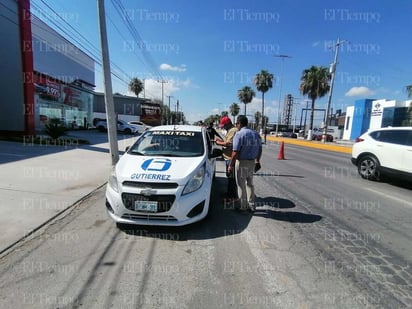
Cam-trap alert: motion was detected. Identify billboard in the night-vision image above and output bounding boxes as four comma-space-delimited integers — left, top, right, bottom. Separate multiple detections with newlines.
141, 102, 161, 126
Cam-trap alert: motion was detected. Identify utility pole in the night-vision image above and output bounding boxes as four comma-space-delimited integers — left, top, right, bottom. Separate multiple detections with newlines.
97, 0, 118, 165
274, 54, 292, 136
322, 38, 346, 143
167, 95, 174, 125
176, 100, 180, 124
157, 79, 167, 124
142, 79, 145, 98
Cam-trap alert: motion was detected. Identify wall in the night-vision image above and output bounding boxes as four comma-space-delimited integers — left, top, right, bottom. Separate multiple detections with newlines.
0, 0, 25, 132
369, 99, 397, 129
343, 106, 354, 140
348, 99, 373, 140
31, 16, 94, 85
93, 93, 142, 122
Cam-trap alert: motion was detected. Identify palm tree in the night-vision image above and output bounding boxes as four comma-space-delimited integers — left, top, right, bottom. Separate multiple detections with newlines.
406, 85, 412, 98
254, 111, 261, 130
128, 77, 144, 97
254, 70, 274, 131
299, 66, 330, 137
229, 102, 240, 123
237, 86, 255, 115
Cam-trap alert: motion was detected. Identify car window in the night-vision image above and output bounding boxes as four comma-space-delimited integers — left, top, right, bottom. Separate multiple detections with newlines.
128, 130, 204, 157
371, 130, 410, 145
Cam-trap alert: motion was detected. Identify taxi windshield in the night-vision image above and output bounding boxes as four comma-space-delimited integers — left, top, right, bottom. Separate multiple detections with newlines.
128, 130, 204, 157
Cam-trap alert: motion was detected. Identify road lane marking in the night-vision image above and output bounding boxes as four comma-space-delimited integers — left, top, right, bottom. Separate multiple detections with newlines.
364, 187, 412, 208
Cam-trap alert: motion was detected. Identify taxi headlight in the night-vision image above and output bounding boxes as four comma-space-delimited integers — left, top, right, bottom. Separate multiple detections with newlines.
108, 171, 119, 193
182, 164, 205, 195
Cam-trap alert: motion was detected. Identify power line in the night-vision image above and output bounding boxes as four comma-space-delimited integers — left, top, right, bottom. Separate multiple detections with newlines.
110, 0, 163, 80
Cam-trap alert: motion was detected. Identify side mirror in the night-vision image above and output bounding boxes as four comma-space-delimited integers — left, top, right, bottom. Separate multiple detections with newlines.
125, 146, 130, 152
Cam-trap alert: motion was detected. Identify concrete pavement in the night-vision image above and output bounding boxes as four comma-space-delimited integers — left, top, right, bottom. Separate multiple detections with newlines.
0, 130, 352, 255
0, 130, 139, 255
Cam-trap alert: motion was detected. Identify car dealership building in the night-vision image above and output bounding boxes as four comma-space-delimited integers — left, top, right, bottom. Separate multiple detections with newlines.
0, 0, 160, 136
1, 0, 96, 135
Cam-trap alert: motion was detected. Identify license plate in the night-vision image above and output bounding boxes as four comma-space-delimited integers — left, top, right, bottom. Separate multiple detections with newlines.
134, 201, 158, 212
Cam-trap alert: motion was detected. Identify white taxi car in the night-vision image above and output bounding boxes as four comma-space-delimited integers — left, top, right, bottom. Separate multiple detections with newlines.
105, 125, 222, 226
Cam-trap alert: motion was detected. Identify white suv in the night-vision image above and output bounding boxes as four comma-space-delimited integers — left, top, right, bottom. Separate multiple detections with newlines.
351, 127, 412, 181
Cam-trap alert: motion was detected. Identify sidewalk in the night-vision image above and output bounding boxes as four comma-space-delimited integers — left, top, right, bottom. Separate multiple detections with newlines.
0, 130, 138, 254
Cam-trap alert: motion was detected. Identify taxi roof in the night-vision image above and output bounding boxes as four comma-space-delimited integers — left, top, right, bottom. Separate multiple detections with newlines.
148, 125, 203, 132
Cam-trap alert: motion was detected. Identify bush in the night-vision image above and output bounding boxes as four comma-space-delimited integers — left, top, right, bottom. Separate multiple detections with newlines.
44, 118, 66, 140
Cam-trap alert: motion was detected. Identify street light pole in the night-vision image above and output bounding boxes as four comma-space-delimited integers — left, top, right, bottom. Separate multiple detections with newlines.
157, 79, 167, 124
97, 0, 118, 166
167, 95, 174, 125
323, 38, 346, 143
274, 54, 292, 136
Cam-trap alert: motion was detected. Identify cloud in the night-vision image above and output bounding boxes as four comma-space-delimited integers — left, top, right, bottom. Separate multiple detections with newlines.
160, 63, 187, 72
345, 86, 374, 97
137, 78, 192, 100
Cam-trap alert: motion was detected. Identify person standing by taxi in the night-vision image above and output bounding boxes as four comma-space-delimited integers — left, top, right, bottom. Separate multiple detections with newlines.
215, 116, 238, 200
228, 115, 262, 212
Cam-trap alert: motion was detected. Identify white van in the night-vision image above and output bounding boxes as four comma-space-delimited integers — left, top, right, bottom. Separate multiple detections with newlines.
105, 125, 222, 227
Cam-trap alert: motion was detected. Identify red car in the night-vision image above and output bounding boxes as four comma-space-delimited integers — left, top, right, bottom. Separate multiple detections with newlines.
313, 133, 334, 142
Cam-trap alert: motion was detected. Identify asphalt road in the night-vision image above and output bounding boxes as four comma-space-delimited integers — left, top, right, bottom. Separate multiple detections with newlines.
0, 143, 411, 309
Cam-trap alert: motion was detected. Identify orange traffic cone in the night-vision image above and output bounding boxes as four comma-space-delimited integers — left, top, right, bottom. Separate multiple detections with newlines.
278, 141, 285, 160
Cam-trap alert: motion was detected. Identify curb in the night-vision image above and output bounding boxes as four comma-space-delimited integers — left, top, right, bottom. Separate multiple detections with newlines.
264, 136, 352, 154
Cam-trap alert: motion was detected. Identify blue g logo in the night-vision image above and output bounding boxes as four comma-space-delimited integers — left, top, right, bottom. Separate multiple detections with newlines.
141, 158, 172, 172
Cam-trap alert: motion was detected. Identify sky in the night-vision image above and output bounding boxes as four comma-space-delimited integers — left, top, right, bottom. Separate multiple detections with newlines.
30, 0, 412, 125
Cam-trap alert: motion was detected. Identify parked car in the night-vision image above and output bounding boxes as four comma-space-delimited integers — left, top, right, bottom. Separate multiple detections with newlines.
127, 121, 152, 133
95, 119, 139, 134
285, 132, 298, 138
351, 127, 412, 181
313, 133, 334, 142
105, 125, 223, 227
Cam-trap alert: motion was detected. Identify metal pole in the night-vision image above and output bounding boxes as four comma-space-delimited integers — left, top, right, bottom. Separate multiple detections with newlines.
323, 38, 345, 143
167, 95, 173, 125
97, 0, 118, 165
157, 80, 167, 124
274, 55, 291, 136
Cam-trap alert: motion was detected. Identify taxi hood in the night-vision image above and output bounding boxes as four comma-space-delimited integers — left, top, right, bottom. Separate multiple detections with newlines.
116, 154, 206, 185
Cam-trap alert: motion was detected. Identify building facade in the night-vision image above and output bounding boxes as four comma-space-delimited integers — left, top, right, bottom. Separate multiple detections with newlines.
0, 0, 94, 134
343, 99, 411, 140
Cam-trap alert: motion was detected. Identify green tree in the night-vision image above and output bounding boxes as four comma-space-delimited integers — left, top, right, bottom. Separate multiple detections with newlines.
406, 85, 412, 98
128, 77, 144, 97
299, 65, 330, 134
161, 104, 170, 125
229, 102, 240, 123
237, 86, 256, 115
254, 70, 274, 131
44, 118, 66, 140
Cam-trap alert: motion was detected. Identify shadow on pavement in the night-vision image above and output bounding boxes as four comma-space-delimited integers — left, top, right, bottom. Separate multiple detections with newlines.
255, 196, 296, 209
0, 130, 135, 164
253, 209, 323, 223
118, 175, 253, 241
